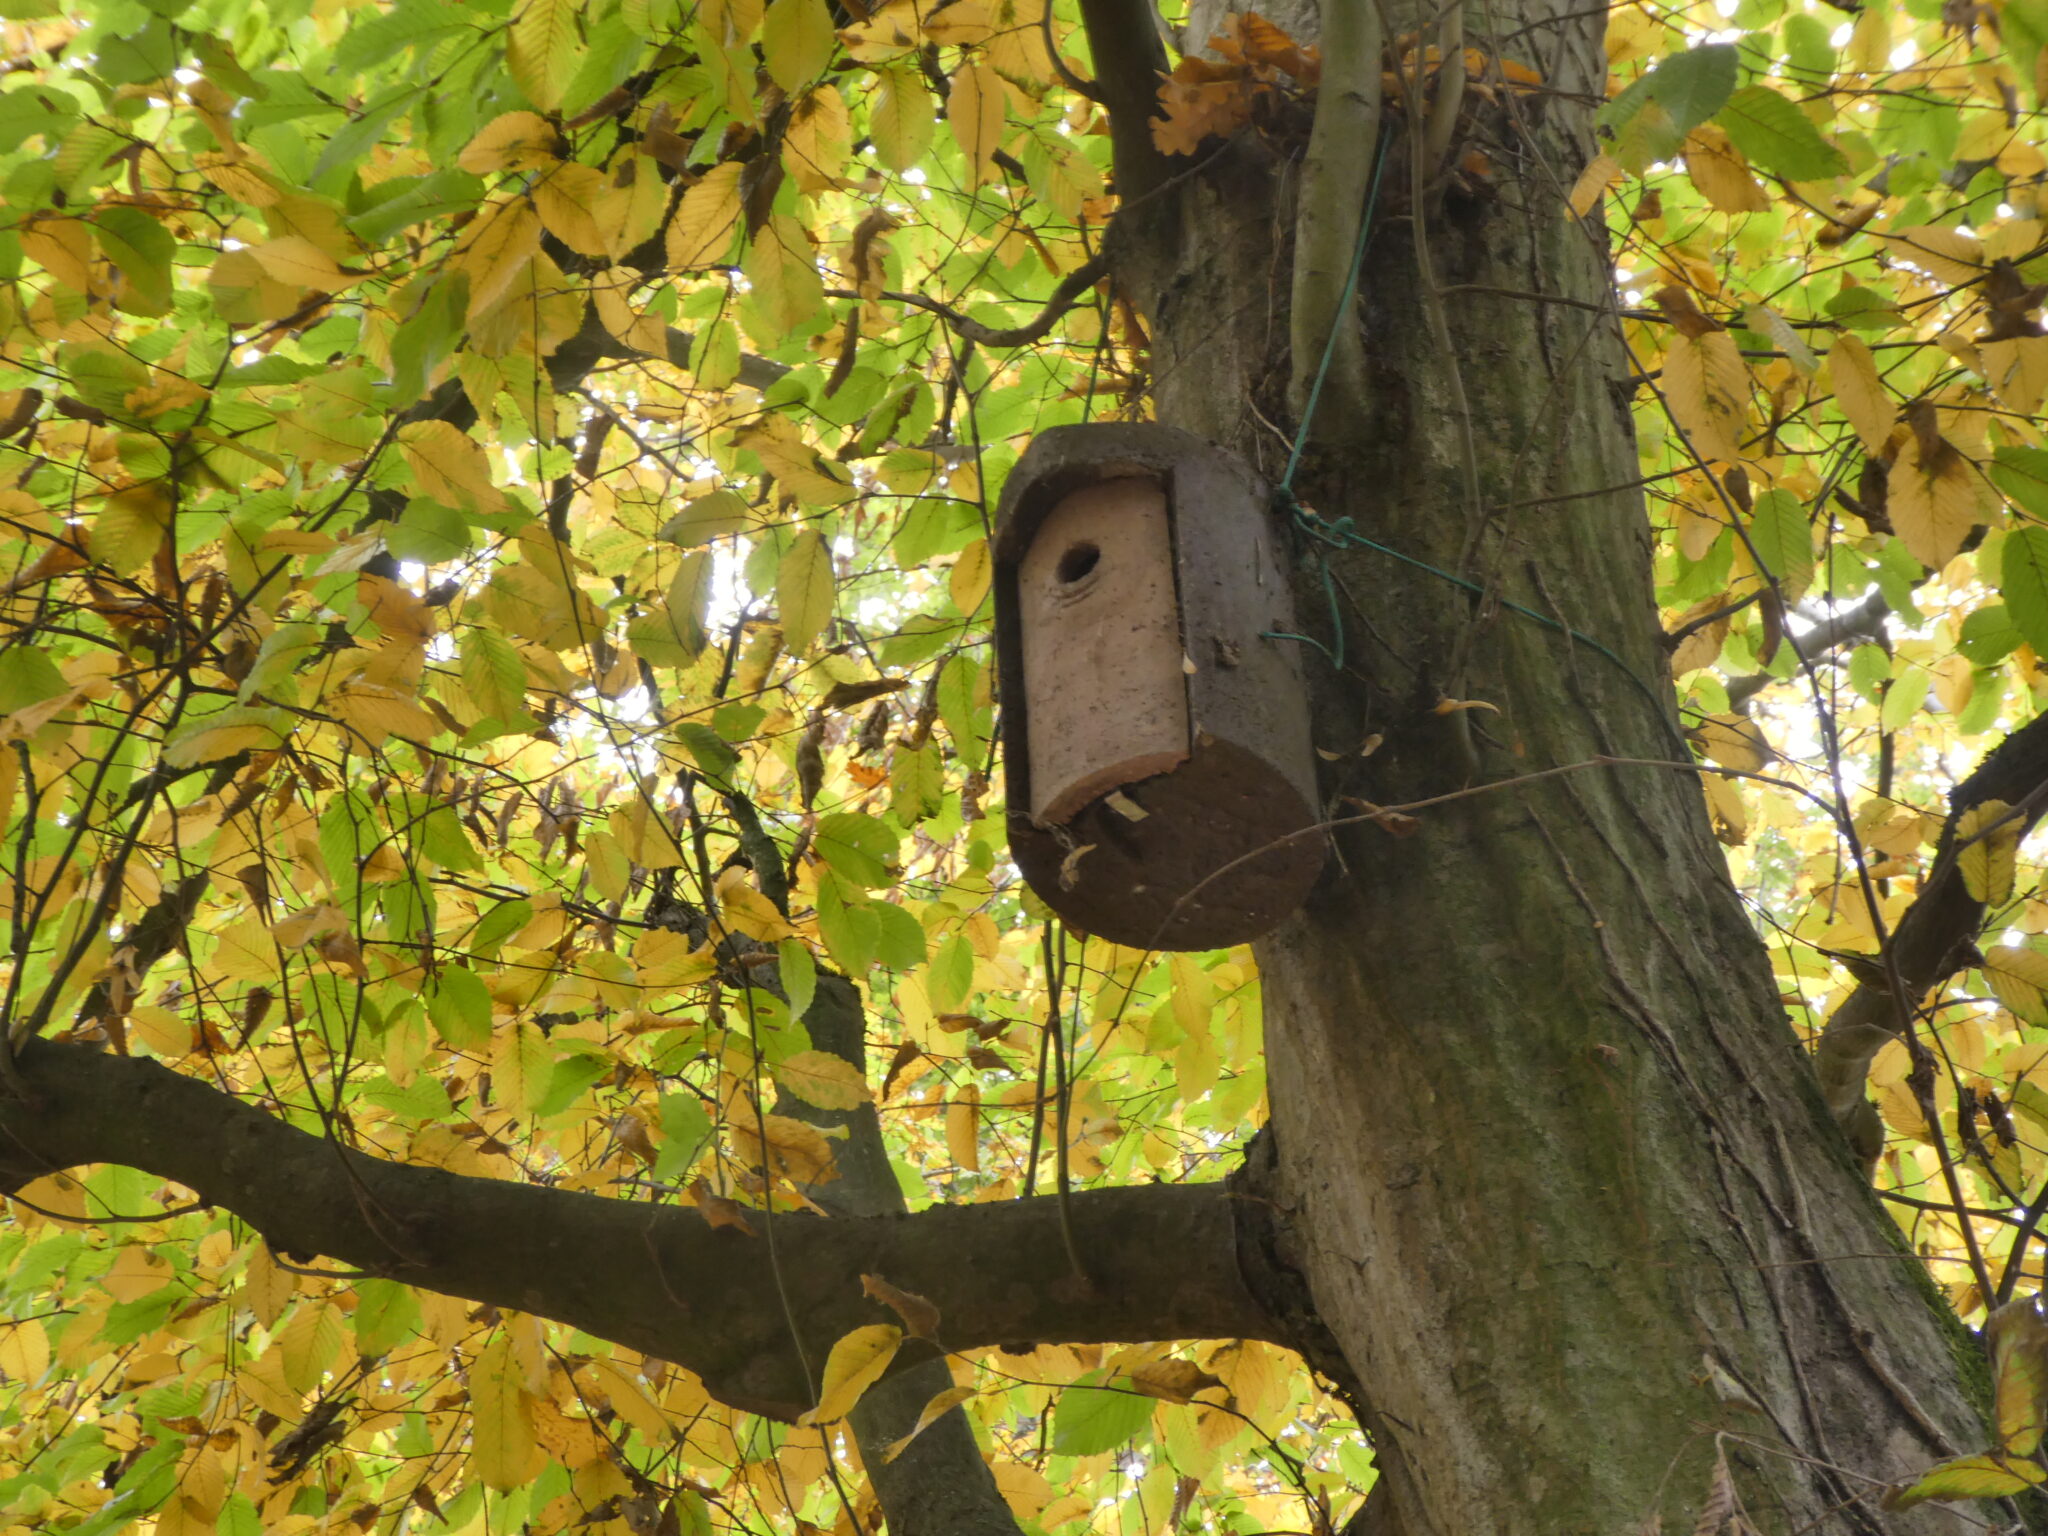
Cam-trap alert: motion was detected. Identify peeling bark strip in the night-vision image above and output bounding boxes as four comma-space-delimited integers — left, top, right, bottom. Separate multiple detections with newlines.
0, 1040, 1287, 1419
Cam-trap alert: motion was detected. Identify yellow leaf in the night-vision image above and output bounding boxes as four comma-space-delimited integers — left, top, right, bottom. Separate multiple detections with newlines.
1567, 152, 1622, 219
1693, 713, 1772, 773
127, 1005, 194, 1058
763, 0, 836, 91
1702, 773, 1748, 846
470, 1330, 541, 1491
634, 927, 719, 990
799, 1324, 903, 1425
1827, 334, 1893, 455
1958, 799, 2020, 907
775, 1049, 873, 1109
331, 683, 445, 748
494, 1020, 554, 1115
93, 481, 172, 577
947, 56, 1005, 184
399, 420, 508, 515
242, 1242, 296, 1329
0, 1319, 49, 1384
733, 1112, 839, 1184
1662, 328, 1749, 465
924, 0, 994, 42
1884, 224, 1985, 285
667, 163, 745, 269
1982, 336, 2048, 415
786, 86, 854, 194
584, 1357, 670, 1441
450, 196, 543, 322
508, 0, 579, 113
949, 537, 992, 616
458, 111, 563, 174
714, 865, 800, 941
531, 162, 612, 258
883, 1385, 977, 1461
743, 213, 827, 339
247, 235, 348, 291
1890, 434, 1989, 572
778, 529, 835, 653
209, 919, 277, 983
1682, 125, 1769, 213
21, 217, 93, 292
946, 1085, 981, 1171
1988, 1297, 2048, 1456
870, 63, 933, 172
1985, 945, 2048, 1024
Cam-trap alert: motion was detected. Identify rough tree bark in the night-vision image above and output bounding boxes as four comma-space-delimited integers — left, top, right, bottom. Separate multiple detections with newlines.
1081, 0, 2007, 1530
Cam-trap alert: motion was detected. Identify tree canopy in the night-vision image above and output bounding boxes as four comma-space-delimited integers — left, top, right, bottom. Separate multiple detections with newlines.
1, 0, 2048, 1529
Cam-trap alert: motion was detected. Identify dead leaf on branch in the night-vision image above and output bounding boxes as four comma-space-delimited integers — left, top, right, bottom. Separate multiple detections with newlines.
862, 1272, 941, 1340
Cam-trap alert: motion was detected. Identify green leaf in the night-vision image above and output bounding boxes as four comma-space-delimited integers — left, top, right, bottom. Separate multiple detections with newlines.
1600, 45, 1736, 168
1717, 85, 1849, 179
428, 966, 494, 1048
779, 937, 817, 1020
1746, 490, 1813, 599
761, 0, 835, 92
2003, 527, 2048, 657
1994, 447, 2048, 518
509, 0, 580, 112
92, 207, 174, 315
1052, 1378, 1156, 1457
815, 812, 898, 888
778, 529, 835, 653
352, 1279, 422, 1357
389, 498, 471, 564
460, 626, 529, 724
1885, 1452, 2048, 1510
654, 1092, 713, 1179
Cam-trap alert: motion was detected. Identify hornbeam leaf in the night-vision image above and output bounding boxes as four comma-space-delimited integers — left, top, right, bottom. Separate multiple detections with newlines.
778, 530, 835, 653
508, 0, 580, 112
469, 1330, 539, 1490
1885, 1452, 2048, 1510
799, 1324, 902, 1425
1717, 85, 1849, 179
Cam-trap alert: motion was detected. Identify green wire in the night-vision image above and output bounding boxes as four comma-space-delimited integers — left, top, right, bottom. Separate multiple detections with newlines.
1264, 134, 1683, 744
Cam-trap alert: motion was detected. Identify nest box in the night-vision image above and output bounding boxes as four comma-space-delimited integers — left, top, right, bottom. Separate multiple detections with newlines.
993, 423, 1322, 951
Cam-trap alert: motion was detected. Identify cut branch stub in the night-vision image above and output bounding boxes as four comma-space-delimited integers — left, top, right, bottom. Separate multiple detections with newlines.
994, 423, 1323, 950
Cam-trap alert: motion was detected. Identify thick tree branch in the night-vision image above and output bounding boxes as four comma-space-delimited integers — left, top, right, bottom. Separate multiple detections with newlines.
1077, 0, 1173, 199
1815, 710, 2048, 1140
0, 1040, 1288, 1420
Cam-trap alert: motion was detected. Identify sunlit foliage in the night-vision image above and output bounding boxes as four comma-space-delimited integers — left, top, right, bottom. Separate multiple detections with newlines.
0, 0, 2043, 1527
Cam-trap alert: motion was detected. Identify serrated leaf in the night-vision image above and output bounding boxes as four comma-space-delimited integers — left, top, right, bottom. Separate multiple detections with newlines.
1957, 799, 2020, 907
1662, 329, 1749, 464
470, 1330, 538, 1490
1717, 84, 1848, 179
774, 1049, 872, 1109
1746, 490, 1813, 599
1052, 1378, 1156, 1456
509, 0, 580, 113
871, 64, 934, 171
1982, 945, 2048, 1024
799, 1324, 901, 1425
883, 1386, 976, 1462
947, 57, 1004, 183
1827, 334, 1893, 455
763, 0, 835, 91
2002, 526, 2048, 658
778, 530, 835, 653
669, 163, 745, 268
1885, 1452, 2048, 1510
458, 111, 563, 174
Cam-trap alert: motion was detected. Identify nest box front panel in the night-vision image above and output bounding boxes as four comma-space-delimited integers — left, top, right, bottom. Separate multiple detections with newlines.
994, 423, 1325, 952
1017, 477, 1190, 826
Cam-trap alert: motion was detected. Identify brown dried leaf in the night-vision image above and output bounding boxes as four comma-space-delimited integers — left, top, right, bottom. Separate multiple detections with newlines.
862, 1272, 941, 1340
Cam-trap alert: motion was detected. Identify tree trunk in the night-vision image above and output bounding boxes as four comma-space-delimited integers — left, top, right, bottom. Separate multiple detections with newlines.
1097, 0, 2000, 1528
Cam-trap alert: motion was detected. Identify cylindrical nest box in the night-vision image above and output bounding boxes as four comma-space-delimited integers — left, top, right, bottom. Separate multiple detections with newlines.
993, 423, 1322, 950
